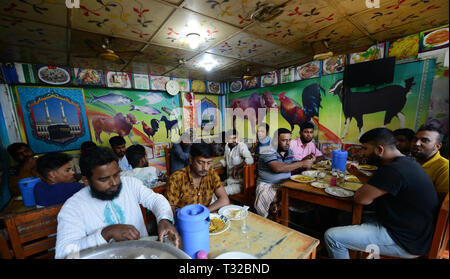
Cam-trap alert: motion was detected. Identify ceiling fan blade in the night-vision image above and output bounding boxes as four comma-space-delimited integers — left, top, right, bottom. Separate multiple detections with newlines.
115, 50, 142, 56
72, 54, 97, 59
115, 58, 127, 65
85, 39, 104, 53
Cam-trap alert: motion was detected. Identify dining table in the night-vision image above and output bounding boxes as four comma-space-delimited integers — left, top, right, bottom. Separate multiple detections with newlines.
280, 171, 364, 228
208, 211, 319, 259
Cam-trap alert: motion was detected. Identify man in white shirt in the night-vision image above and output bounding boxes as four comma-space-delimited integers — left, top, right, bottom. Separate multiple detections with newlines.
109, 136, 132, 171
213, 129, 254, 197
55, 147, 179, 259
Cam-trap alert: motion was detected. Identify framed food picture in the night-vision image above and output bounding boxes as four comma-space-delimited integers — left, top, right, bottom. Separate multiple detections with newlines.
229, 80, 243, 93
349, 43, 385, 64
106, 71, 132, 88
150, 75, 170, 91
388, 34, 420, 60
260, 71, 278, 87
172, 78, 190, 92
74, 68, 105, 86
244, 77, 258, 90
133, 73, 150, 90
280, 67, 295, 83
322, 55, 346, 75
419, 26, 449, 53
36, 65, 72, 85
207, 81, 221, 94
191, 80, 206, 93
296, 61, 321, 80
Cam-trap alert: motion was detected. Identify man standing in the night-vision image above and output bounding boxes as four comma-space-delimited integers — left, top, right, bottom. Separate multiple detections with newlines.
325, 128, 439, 259
214, 129, 254, 197
165, 143, 230, 213
393, 128, 415, 156
7, 143, 38, 197
122, 144, 161, 188
254, 128, 314, 218
411, 125, 449, 198
109, 136, 132, 171
34, 152, 84, 207
55, 147, 179, 259
290, 122, 324, 162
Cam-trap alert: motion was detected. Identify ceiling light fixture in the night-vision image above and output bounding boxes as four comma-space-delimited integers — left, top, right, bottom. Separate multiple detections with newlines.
186, 33, 201, 49
201, 56, 218, 71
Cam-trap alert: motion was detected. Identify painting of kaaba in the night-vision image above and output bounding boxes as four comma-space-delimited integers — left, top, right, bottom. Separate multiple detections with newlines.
15, 86, 91, 154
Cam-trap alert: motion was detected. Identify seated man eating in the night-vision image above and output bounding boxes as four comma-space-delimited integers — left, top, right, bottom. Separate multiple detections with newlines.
55, 147, 179, 259
121, 144, 162, 188
34, 152, 84, 207
165, 142, 230, 213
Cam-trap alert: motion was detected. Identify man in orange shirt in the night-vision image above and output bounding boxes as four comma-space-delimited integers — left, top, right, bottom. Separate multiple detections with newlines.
7, 143, 38, 197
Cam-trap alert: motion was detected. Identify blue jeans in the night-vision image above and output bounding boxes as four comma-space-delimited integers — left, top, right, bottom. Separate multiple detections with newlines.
324, 221, 420, 259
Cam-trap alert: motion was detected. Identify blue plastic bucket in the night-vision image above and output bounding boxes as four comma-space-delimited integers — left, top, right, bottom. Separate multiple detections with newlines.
175, 204, 210, 259
332, 150, 348, 172
18, 177, 41, 207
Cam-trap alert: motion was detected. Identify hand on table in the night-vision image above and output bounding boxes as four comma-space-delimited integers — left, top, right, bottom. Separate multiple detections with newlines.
158, 219, 180, 248
101, 224, 140, 242
346, 163, 360, 176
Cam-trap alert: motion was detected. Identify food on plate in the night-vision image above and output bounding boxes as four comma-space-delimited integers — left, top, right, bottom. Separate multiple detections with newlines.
345, 175, 360, 183
340, 182, 363, 191
351, 45, 382, 64
324, 56, 345, 74
39, 67, 69, 84
226, 209, 244, 219
245, 78, 257, 88
359, 164, 377, 171
262, 73, 275, 86
230, 81, 242, 92
77, 69, 101, 84
192, 80, 206, 92
151, 77, 167, 90
424, 28, 449, 47
291, 175, 315, 183
298, 62, 319, 79
326, 186, 354, 197
208, 82, 220, 93
389, 35, 419, 59
310, 182, 329, 189
209, 217, 226, 234
312, 164, 328, 170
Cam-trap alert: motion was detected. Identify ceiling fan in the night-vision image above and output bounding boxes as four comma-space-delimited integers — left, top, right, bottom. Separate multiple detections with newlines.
311, 39, 334, 60
250, 1, 291, 23
73, 37, 141, 64
230, 65, 257, 80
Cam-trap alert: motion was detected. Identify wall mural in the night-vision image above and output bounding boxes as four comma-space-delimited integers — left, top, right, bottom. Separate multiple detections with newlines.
84, 88, 181, 171
226, 60, 435, 145
15, 86, 91, 154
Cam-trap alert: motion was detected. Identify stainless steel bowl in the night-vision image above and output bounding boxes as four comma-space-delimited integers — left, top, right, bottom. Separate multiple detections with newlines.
67, 239, 191, 259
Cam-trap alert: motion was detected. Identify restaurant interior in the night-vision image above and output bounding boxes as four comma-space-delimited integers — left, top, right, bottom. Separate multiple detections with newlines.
0, 0, 448, 260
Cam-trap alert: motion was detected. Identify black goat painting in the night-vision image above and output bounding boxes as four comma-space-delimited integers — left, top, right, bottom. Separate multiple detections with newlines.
328, 77, 415, 139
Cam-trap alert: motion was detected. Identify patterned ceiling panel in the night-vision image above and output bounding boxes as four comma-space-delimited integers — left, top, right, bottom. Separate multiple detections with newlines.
245, 47, 310, 67
0, 16, 67, 51
134, 44, 199, 67
298, 19, 367, 45
123, 61, 176, 75
246, 0, 342, 45
70, 56, 125, 72
151, 9, 240, 51
351, 0, 449, 35
207, 32, 278, 59
71, 0, 174, 42
329, 0, 397, 16
0, 44, 67, 66
0, 0, 67, 26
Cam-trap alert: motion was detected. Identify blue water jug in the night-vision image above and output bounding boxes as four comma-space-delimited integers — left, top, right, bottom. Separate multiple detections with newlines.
332, 150, 348, 172
18, 177, 41, 207
175, 204, 210, 259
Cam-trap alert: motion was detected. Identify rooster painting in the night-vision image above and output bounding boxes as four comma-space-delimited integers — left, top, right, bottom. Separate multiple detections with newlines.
279, 83, 342, 143
142, 119, 159, 141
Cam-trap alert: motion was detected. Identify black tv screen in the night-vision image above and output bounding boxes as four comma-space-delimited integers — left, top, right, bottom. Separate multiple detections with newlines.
344, 57, 395, 87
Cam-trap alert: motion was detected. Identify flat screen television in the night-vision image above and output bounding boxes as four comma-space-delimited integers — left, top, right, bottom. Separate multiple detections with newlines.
343, 57, 396, 87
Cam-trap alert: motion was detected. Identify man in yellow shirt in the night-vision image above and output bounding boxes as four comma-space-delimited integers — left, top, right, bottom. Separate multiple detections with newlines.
411, 125, 449, 199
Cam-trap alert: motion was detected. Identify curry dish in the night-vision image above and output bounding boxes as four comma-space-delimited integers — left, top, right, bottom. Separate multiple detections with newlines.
291, 175, 315, 183
209, 217, 226, 234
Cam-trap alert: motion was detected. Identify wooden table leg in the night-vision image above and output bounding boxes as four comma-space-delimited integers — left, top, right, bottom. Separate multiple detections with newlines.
281, 187, 289, 227
351, 204, 363, 225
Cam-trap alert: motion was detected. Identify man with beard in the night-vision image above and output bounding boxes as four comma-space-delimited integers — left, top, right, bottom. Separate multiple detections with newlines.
254, 128, 314, 218
109, 136, 132, 171
55, 147, 179, 259
7, 143, 38, 197
165, 143, 230, 212
290, 122, 324, 162
411, 125, 449, 198
121, 144, 162, 188
325, 128, 439, 259
213, 129, 254, 197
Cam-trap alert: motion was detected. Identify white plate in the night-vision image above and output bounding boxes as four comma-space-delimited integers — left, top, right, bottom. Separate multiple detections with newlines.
218, 205, 248, 220
209, 213, 230, 235
424, 28, 449, 48
290, 175, 316, 183
301, 170, 318, 178
310, 182, 329, 189
215, 251, 257, 259
325, 186, 354, 197
38, 66, 70, 85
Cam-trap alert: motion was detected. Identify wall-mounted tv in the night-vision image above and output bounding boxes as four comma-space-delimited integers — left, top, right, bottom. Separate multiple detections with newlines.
344, 57, 396, 87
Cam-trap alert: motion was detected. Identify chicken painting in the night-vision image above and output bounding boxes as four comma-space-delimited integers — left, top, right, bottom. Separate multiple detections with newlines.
142, 119, 160, 141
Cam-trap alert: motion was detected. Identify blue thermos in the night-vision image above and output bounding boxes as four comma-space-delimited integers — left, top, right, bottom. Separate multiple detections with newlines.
18, 177, 41, 207
331, 150, 348, 172
175, 204, 210, 259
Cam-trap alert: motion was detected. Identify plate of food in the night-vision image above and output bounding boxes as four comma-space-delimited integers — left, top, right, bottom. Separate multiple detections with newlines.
208, 81, 220, 94
230, 80, 243, 92
344, 175, 360, 183
325, 186, 354, 198
38, 66, 71, 85
359, 165, 378, 171
339, 182, 363, 192
192, 80, 206, 92
323, 55, 345, 75
301, 170, 319, 178
75, 68, 103, 85
244, 78, 258, 89
424, 27, 449, 48
218, 205, 248, 220
290, 175, 315, 183
209, 213, 230, 235
310, 182, 329, 189
312, 164, 329, 170
297, 62, 320, 79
